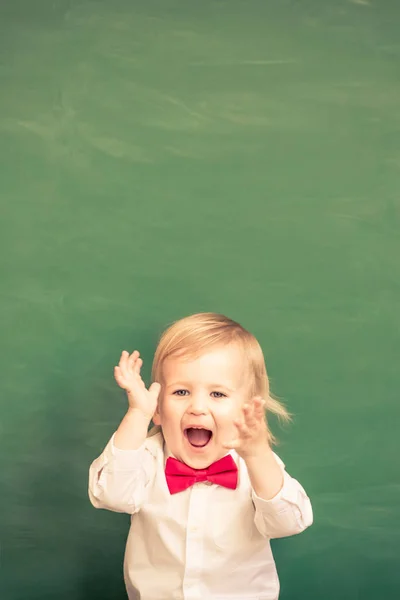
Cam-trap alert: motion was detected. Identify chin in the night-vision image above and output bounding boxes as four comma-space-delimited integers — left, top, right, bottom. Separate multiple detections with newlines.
182, 446, 227, 470
184, 454, 213, 468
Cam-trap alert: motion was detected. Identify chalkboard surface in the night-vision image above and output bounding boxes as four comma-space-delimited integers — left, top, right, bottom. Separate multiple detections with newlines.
1, 1, 399, 599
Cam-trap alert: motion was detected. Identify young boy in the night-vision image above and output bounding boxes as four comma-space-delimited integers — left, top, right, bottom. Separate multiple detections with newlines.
89, 313, 313, 600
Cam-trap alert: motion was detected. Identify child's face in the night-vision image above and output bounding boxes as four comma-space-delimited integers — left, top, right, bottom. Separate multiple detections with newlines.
153, 343, 250, 469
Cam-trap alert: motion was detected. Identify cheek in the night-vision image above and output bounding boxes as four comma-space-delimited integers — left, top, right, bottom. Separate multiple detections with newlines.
159, 399, 184, 428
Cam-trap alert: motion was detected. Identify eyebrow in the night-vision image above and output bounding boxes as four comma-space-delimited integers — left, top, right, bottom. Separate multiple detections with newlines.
166, 382, 236, 392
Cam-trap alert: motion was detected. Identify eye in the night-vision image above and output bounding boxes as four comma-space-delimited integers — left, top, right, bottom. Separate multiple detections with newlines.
173, 389, 189, 396
211, 391, 226, 398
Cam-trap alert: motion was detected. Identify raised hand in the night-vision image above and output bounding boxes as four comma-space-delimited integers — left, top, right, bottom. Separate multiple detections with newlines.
114, 350, 161, 420
223, 396, 270, 459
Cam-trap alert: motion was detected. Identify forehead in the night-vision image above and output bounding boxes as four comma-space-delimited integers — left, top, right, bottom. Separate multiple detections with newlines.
162, 344, 247, 387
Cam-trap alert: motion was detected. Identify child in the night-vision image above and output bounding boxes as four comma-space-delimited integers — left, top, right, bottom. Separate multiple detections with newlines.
89, 312, 313, 600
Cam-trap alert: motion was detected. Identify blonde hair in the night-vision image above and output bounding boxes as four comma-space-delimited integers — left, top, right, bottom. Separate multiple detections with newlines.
150, 312, 291, 444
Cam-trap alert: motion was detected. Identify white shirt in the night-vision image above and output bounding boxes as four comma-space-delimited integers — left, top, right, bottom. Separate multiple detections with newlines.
89, 431, 313, 600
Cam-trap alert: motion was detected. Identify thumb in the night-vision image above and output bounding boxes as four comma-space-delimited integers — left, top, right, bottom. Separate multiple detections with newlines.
148, 381, 161, 400
222, 439, 240, 450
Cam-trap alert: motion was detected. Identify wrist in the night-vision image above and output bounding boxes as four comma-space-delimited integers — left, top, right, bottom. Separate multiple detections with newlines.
126, 407, 153, 425
244, 443, 284, 500
242, 440, 272, 462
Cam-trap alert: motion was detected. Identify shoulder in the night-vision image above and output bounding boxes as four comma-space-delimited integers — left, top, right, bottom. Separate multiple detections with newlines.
272, 451, 285, 469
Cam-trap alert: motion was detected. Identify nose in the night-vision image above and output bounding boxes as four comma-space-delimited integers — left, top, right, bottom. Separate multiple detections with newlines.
188, 393, 208, 415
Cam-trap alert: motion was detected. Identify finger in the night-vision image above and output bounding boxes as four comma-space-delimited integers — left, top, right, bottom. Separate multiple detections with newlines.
118, 353, 141, 392
222, 439, 241, 450
133, 357, 143, 375
128, 350, 140, 370
242, 402, 257, 427
233, 418, 250, 437
119, 350, 130, 377
253, 396, 266, 418
118, 350, 127, 367
114, 366, 127, 388
121, 352, 132, 381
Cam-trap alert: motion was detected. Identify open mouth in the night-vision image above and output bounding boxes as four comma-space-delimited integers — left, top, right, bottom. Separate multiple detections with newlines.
184, 427, 213, 448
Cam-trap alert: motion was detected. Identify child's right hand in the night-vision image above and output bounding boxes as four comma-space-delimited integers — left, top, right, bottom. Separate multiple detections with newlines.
114, 350, 161, 420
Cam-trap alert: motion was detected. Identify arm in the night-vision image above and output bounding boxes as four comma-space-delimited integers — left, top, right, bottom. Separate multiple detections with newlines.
88, 428, 155, 514
88, 350, 161, 513
245, 444, 284, 500
114, 407, 152, 450
224, 396, 313, 538
245, 447, 313, 538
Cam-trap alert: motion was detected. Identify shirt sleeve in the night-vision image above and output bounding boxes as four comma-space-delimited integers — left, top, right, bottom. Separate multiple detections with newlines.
88, 434, 156, 515
252, 453, 313, 539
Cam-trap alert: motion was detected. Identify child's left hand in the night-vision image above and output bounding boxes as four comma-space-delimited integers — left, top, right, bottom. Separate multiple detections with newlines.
223, 396, 270, 459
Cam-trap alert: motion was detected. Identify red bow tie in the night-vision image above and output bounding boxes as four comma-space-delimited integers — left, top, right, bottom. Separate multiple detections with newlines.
165, 454, 238, 494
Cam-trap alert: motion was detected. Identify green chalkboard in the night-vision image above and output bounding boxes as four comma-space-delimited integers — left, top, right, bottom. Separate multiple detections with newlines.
1, 1, 399, 599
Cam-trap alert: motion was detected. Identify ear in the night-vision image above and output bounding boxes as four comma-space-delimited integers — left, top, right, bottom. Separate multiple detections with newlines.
152, 402, 161, 426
